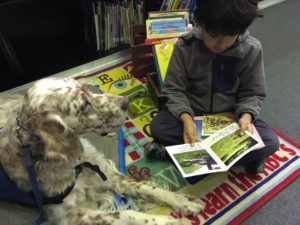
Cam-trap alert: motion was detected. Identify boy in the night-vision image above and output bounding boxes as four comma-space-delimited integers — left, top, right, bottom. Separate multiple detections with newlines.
145, 0, 279, 174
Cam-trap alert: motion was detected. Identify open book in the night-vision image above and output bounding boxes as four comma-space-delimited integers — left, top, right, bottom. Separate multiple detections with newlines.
166, 123, 265, 177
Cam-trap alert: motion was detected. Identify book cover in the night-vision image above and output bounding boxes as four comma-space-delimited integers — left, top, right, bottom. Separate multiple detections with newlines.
194, 116, 203, 139
146, 18, 187, 39
152, 40, 177, 86
166, 123, 264, 177
148, 10, 189, 21
201, 113, 235, 137
188, 0, 196, 20
145, 36, 179, 45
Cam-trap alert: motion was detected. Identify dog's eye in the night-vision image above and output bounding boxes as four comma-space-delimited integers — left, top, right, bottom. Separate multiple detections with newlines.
81, 100, 91, 113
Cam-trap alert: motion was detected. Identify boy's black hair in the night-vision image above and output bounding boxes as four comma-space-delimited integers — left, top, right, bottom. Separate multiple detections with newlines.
193, 0, 263, 35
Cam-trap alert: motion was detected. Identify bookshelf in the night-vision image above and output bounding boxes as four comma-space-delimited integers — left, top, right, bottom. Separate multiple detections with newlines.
0, 0, 195, 91
91, 0, 146, 52
89, 0, 196, 54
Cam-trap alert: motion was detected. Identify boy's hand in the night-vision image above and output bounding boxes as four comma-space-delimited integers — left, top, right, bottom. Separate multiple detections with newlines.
238, 112, 253, 135
180, 113, 199, 146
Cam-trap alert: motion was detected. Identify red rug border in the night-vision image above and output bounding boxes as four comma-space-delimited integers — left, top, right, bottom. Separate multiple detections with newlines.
273, 128, 300, 149
228, 130, 300, 225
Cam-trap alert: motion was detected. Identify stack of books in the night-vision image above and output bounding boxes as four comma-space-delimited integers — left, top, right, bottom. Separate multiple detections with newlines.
145, 9, 191, 45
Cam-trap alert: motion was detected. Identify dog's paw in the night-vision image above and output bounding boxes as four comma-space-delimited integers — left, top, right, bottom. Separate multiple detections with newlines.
169, 193, 204, 216
134, 215, 181, 225
154, 216, 182, 225
106, 132, 116, 137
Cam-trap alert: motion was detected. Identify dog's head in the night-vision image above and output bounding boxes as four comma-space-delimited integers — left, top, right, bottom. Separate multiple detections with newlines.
20, 78, 128, 136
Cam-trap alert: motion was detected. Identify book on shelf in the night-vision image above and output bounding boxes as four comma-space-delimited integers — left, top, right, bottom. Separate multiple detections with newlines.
166, 122, 265, 177
179, 0, 189, 9
160, 0, 194, 11
159, 0, 196, 21
160, 0, 173, 11
146, 17, 188, 39
148, 9, 189, 20
145, 9, 190, 44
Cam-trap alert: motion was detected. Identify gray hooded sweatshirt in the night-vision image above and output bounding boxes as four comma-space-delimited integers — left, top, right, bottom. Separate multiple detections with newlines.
160, 27, 266, 121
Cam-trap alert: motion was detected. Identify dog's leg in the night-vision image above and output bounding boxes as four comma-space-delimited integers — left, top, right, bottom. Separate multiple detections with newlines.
104, 172, 204, 216
81, 140, 203, 216
52, 207, 181, 225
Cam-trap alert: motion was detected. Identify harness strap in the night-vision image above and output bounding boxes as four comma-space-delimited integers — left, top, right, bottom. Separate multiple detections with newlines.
43, 184, 75, 205
21, 144, 45, 225
75, 162, 107, 181
43, 162, 107, 205
42, 165, 82, 204
21, 149, 108, 225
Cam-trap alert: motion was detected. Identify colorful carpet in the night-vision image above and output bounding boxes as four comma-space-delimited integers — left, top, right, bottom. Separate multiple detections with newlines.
75, 59, 300, 225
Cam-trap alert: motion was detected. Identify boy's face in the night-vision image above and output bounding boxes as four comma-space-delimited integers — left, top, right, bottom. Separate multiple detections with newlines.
202, 27, 239, 54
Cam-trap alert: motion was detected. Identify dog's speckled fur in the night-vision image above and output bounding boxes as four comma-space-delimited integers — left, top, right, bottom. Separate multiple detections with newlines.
0, 78, 203, 225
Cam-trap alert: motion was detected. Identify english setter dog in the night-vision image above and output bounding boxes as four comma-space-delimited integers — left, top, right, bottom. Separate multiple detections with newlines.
0, 78, 203, 225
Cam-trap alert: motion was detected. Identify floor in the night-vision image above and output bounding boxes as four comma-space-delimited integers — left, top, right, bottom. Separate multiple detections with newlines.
243, 0, 300, 224
0, 0, 299, 224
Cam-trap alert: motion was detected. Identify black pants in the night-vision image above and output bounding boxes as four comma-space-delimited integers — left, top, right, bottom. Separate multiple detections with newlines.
150, 110, 280, 165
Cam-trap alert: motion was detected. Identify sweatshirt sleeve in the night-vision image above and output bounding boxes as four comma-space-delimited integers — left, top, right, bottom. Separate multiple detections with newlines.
160, 41, 194, 119
234, 41, 266, 121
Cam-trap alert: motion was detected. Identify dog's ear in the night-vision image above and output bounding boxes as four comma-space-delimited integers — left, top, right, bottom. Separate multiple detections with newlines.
36, 113, 82, 162
43, 113, 69, 134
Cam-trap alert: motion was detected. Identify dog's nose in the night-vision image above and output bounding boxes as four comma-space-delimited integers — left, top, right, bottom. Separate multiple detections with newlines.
121, 97, 129, 111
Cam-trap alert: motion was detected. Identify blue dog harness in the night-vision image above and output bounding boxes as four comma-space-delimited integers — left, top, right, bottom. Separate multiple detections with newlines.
0, 119, 108, 225
0, 162, 39, 207
0, 146, 107, 225
0, 157, 107, 206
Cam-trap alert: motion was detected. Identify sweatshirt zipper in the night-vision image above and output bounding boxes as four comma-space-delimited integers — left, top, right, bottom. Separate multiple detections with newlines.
210, 54, 217, 112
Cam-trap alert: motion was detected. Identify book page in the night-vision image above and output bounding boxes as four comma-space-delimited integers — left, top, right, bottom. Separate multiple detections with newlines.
201, 123, 264, 169
252, 125, 266, 150
166, 143, 227, 177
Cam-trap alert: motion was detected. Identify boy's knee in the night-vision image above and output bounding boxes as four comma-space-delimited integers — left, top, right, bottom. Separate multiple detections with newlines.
271, 135, 280, 152
149, 118, 159, 140
149, 114, 166, 141
265, 133, 280, 154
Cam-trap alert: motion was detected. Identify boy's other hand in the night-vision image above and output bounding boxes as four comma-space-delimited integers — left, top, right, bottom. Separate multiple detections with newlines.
238, 112, 253, 136
180, 112, 198, 146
